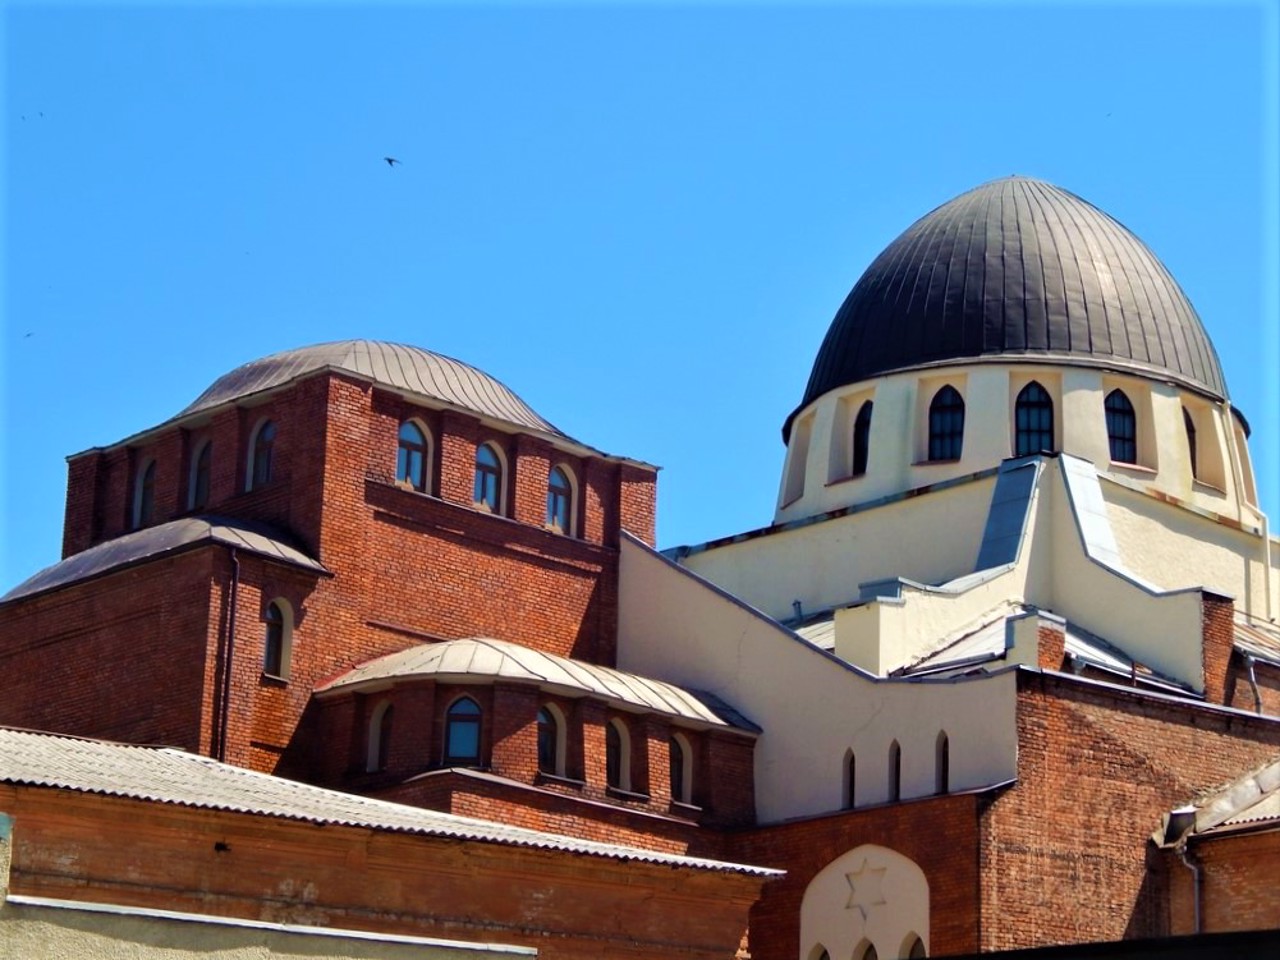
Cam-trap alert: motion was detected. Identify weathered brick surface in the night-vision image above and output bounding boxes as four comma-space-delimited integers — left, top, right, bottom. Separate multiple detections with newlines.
1163, 828, 1280, 934
978, 672, 1280, 951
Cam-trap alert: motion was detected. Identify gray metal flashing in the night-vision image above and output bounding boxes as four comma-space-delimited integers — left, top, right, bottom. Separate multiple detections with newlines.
2, 895, 537, 955
663, 465, 1001, 562
1098, 471, 1265, 539
1, 516, 329, 604
0, 727, 779, 877
975, 458, 1043, 570
315, 637, 761, 734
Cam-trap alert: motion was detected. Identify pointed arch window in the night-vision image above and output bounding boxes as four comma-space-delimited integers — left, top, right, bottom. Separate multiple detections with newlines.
928, 386, 965, 461
444, 697, 482, 766
670, 732, 694, 805
1015, 382, 1054, 456
474, 443, 503, 513
1105, 389, 1137, 463
845, 750, 857, 810
1184, 407, 1198, 478
132, 459, 156, 529
189, 441, 212, 511
262, 599, 293, 679
852, 401, 873, 477
367, 700, 393, 773
247, 420, 276, 490
546, 465, 574, 535
905, 935, 927, 958
397, 421, 429, 492
537, 705, 566, 777
888, 740, 902, 803
936, 731, 949, 795
606, 718, 631, 792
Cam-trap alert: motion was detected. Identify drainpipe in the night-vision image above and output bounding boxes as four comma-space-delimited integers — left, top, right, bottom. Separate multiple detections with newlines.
217, 548, 241, 762
1263, 512, 1275, 623
1245, 653, 1264, 714
1176, 839, 1202, 934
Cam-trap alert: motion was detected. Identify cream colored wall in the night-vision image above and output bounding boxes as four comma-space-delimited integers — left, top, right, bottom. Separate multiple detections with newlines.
800, 845, 928, 960
687, 477, 996, 624
619, 537, 1019, 823
0, 897, 525, 960
773, 363, 1259, 528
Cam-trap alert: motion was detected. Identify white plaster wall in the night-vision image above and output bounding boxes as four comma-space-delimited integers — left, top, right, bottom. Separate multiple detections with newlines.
619, 537, 1019, 823
800, 845, 928, 960
686, 477, 995, 624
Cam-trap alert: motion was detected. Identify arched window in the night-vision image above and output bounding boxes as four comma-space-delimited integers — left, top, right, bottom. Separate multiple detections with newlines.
606, 718, 631, 792
546, 465, 575, 535
444, 697, 482, 766
262, 599, 293, 678
1015, 382, 1054, 456
935, 731, 949, 795
397, 421, 429, 492
188, 441, 212, 511
366, 700, 393, 773
537, 705, 566, 777
670, 732, 694, 805
927, 386, 965, 461
247, 420, 276, 491
132, 459, 156, 529
474, 443, 503, 513
852, 401, 873, 477
1105, 389, 1137, 463
1183, 407, 1198, 478
855, 942, 879, 960
903, 934, 927, 958
888, 740, 901, 803
845, 750, 857, 810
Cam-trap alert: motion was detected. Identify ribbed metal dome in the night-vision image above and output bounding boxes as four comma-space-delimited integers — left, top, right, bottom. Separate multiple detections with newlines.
786, 177, 1225, 439
182, 340, 567, 437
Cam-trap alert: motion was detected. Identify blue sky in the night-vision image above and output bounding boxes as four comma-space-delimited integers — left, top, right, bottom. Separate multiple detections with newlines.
2, 1, 1277, 591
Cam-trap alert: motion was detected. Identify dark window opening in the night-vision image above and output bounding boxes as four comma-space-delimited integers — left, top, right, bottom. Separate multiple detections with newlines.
444, 697, 482, 766
1015, 382, 1054, 456
537, 706, 558, 775
474, 444, 502, 512
669, 735, 686, 803
251, 421, 276, 489
936, 732, 949, 795
190, 442, 211, 510
852, 401, 873, 477
928, 386, 965, 461
546, 466, 572, 533
888, 740, 901, 803
263, 601, 285, 676
397, 421, 428, 492
1105, 389, 1137, 463
1184, 408, 1198, 478
134, 461, 156, 529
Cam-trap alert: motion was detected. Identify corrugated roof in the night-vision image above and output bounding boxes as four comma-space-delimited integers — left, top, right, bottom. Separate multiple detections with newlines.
316, 638, 760, 733
181, 340, 569, 439
0, 727, 779, 876
1235, 617, 1280, 666
1, 515, 327, 603
787, 177, 1226, 440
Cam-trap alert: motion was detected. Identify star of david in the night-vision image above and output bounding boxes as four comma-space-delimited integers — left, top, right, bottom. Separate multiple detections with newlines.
845, 860, 887, 920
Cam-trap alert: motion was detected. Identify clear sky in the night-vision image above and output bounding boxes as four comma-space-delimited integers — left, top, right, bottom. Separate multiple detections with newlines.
2, 1, 1277, 592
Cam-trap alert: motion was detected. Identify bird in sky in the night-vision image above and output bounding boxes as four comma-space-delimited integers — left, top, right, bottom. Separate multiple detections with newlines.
384, 157, 400, 167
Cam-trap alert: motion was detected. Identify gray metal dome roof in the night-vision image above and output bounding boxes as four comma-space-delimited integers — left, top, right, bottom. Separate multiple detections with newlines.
786, 177, 1226, 439
182, 340, 567, 437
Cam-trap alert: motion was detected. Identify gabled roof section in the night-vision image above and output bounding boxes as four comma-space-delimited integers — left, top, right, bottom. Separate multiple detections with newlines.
1236, 616, 1280, 667
1, 515, 327, 604
0, 727, 779, 876
184, 340, 568, 437
316, 637, 760, 733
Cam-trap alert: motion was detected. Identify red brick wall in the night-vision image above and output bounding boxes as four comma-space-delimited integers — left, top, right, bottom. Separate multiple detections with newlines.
2, 784, 768, 960
1228, 657, 1280, 715
1200, 592, 1234, 705
1164, 828, 1280, 934
978, 672, 1280, 951
727, 794, 983, 960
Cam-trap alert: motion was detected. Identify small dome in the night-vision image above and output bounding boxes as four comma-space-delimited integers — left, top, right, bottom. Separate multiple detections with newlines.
786, 178, 1225, 439
182, 340, 566, 437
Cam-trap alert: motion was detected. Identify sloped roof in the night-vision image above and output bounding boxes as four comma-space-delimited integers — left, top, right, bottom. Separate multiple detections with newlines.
0, 727, 779, 876
1235, 616, 1280, 666
1164, 754, 1280, 842
316, 637, 760, 733
787, 177, 1226, 439
181, 340, 568, 438
1, 515, 326, 604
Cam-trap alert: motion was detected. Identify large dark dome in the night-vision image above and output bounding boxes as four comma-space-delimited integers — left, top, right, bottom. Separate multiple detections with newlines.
786, 177, 1225, 439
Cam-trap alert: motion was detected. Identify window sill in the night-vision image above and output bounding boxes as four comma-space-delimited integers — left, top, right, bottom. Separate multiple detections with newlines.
259, 673, 289, 687
606, 786, 651, 802
669, 799, 702, 816
1192, 479, 1228, 496
536, 771, 586, 789
1109, 461, 1156, 476
911, 458, 962, 467
825, 473, 867, 488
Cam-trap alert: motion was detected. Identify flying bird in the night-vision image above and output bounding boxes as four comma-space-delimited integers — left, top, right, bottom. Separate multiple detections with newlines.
384, 157, 400, 167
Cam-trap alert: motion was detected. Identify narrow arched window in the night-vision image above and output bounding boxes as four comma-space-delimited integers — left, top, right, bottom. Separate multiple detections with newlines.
397, 421, 428, 492
262, 599, 292, 678
936, 731, 949, 795
474, 443, 503, 513
189, 441, 212, 511
845, 751, 857, 810
132, 460, 156, 529
1183, 407, 1198, 478
852, 401, 873, 477
1105, 389, 1137, 463
247, 420, 276, 490
537, 706, 559, 775
444, 697, 482, 766
606, 718, 631, 792
669, 732, 694, 805
1015, 382, 1054, 456
855, 943, 879, 960
546, 465, 574, 534
367, 700, 393, 773
905, 935, 927, 958
928, 386, 965, 461
888, 740, 901, 803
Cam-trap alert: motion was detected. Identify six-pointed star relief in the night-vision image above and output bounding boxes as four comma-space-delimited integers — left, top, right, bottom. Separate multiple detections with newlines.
845, 860, 887, 920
